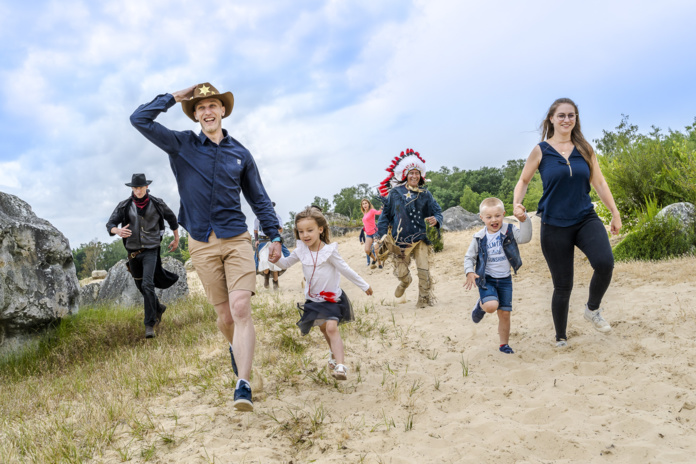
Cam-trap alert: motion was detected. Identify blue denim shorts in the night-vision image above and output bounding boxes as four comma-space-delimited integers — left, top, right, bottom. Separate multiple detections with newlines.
478, 275, 513, 311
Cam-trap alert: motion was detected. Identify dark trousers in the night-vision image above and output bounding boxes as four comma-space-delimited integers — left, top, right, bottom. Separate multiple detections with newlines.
128, 248, 161, 327
540, 211, 614, 341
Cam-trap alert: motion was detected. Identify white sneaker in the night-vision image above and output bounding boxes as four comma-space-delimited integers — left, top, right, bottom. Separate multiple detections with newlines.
328, 352, 337, 371
584, 305, 611, 333
331, 363, 348, 381
556, 339, 568, 348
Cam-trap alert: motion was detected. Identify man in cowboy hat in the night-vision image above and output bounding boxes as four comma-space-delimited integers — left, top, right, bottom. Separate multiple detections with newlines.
106, 173, 180, 338
130, 83, 282, 412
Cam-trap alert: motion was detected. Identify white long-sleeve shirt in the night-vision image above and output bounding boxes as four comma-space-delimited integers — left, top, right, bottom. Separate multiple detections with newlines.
276, 241, 369, 303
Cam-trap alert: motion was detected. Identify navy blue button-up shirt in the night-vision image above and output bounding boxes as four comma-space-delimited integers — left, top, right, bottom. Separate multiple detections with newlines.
130, 94, 280, 243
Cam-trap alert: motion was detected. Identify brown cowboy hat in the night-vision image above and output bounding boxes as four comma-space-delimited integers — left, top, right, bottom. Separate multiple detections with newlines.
181, 83, 235, 123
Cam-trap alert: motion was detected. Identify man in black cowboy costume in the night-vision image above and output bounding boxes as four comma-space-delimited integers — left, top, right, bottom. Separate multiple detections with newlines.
106, 173, 180, 339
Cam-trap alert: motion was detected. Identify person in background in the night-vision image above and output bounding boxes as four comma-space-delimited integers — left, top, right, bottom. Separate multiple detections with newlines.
106, 173, 179, 339
254, 202, 290, 290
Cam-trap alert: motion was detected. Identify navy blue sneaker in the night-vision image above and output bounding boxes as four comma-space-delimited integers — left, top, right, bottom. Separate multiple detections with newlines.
233, 381, 253, 412
229, 346, 239, 377
499, 344, 514, 354
471, 301, 485, 323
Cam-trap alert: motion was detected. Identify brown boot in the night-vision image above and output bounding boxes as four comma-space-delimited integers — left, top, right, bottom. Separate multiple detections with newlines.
273, 279, 279, 291
395, 284, 407, 298
263, 273, 270, 288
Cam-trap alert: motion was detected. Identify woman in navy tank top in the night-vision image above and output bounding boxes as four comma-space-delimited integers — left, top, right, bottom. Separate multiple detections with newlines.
512, 98, 622, 347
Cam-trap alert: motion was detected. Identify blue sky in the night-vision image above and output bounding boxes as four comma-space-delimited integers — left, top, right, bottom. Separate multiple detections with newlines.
1, 0, 695, 247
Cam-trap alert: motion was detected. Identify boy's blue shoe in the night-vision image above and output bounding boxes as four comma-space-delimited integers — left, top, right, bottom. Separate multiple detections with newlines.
233, 380, 254, 412
499, 344, 514, 354
229, 346, 239, 377
471, 301, 485, 323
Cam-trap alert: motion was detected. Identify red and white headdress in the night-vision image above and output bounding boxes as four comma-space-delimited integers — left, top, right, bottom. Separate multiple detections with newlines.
378, 148, 427, 197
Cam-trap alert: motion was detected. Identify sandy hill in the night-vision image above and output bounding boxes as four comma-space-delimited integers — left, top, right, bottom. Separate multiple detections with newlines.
106, 216, 696, 463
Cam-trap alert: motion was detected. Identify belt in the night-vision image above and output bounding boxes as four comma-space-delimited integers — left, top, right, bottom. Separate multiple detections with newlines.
257, 236, 271, 243
128, 249, 145, 259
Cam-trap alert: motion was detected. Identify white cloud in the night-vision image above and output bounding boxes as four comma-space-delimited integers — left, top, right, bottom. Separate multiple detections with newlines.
0, 161, 22, 189
1, 0, 695, 247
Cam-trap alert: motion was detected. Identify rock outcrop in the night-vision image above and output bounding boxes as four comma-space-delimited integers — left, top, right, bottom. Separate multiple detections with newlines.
97, 256, 189, 308
0, 192, 80, 342
440, 206, 483, 231
657, 202, 696, 231
91, 270, 107, 279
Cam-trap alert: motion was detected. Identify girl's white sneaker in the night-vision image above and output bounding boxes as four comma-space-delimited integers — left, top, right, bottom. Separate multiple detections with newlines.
332, 363, 348, 380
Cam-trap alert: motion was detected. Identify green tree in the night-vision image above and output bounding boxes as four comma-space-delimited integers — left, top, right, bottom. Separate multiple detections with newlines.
161, 230, 190, 263
311, 196, 331, 212
522, 173, 543, 212
595, 116, 696, 219
333, 186, 359, 219
459, 186, 480, 213
101, 238, 128, 271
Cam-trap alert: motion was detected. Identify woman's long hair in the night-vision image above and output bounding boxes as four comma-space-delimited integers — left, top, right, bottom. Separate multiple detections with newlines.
294, 206, 331, 244
360, 198, 373, 214
541, 98, 595, 181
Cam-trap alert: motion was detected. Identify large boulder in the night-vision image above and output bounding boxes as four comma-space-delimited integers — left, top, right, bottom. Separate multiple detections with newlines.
0, 192, 80, 340
440, 206, 483, 231
97, 256, 189, 308
656, 202, 696, 231
79, 281, 103, 308
330, 225, 362, 237
281, 228, 296, 248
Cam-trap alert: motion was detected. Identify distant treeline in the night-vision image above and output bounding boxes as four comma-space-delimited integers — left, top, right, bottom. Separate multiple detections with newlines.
73, 115, 696, 277
287, 159, 542, 229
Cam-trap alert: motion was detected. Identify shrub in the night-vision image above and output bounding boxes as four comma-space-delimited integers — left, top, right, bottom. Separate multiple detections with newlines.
613, 215, 695, 261
595, 116, 696, 219
427, 224, 444, 252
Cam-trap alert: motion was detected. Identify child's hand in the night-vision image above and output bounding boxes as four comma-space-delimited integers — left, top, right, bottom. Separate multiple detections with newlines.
513, 204, 527, 222
464, 272, 478, 290
365, 287, 373, 296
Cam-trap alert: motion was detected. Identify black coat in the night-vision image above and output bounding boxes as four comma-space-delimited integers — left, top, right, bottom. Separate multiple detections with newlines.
106, 194, 180, 290
106, 194, 179, 240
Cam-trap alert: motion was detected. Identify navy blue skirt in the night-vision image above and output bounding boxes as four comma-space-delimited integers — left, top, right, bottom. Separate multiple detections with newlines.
296, 290, 355, 336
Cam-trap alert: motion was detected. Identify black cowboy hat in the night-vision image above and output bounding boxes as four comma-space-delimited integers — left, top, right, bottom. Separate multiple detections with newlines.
125, 173, 153, 187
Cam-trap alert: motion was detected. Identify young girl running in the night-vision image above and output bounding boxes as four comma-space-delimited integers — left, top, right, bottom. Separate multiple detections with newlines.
270, 206, 373, 380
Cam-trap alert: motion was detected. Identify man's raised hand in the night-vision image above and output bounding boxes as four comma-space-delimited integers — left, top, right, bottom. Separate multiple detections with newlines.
171, 85, 197, 103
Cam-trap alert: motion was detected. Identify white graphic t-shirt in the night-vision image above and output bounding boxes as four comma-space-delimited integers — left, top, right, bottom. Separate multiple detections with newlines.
485, 230, 511, 278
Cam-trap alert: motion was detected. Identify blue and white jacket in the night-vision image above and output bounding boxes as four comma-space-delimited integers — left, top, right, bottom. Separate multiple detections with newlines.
463, 215, 532, 289
377, 185, 443, 247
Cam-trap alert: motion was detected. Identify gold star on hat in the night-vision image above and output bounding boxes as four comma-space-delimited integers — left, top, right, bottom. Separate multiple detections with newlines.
180, 82, 235, 123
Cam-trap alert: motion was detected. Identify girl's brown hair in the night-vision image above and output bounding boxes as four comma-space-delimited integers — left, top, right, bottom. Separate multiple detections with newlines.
294, 206, 331, 244
360, 198, 373, 214
541, 98, 595, 181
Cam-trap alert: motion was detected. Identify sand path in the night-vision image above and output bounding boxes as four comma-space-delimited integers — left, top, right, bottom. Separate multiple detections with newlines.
104, 216, 696, 463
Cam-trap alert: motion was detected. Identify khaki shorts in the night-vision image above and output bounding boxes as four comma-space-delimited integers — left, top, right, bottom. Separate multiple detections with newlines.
189, 230, 256, 305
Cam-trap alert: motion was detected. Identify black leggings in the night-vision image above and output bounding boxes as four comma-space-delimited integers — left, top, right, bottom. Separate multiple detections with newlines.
540, 212, 614, 341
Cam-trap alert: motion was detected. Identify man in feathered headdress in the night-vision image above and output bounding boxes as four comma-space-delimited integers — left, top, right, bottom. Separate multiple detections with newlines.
376, 149, 443, 308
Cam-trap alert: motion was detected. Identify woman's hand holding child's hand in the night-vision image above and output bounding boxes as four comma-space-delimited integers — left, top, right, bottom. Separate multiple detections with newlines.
464, 272, 478, 290
513, 204, 527, 222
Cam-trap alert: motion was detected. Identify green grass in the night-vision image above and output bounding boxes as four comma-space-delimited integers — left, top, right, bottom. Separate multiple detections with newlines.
0, 287, 402, 462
